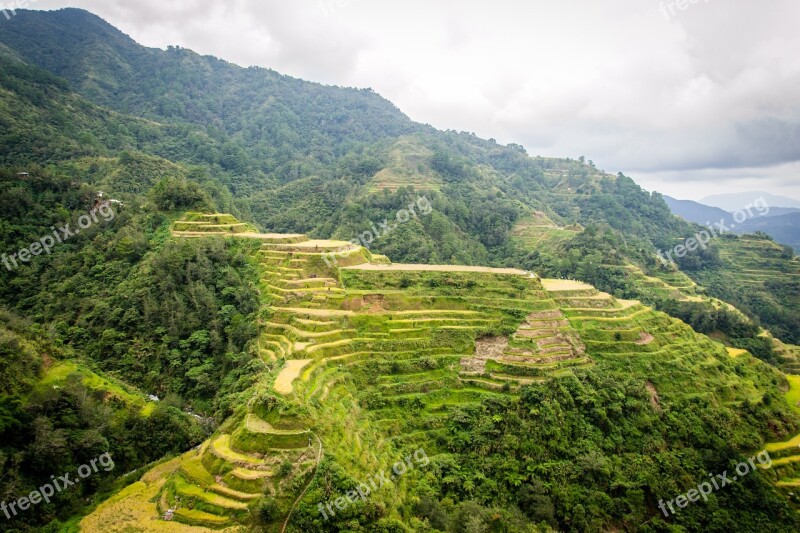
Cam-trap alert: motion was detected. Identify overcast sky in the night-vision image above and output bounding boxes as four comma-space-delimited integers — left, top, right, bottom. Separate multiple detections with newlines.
29, 0, 800, 202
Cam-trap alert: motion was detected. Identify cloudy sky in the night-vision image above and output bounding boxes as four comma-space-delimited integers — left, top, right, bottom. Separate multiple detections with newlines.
30, 0, 800, 202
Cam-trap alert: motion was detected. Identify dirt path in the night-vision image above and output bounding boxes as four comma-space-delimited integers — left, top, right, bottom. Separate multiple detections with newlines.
281, 434, 323, 533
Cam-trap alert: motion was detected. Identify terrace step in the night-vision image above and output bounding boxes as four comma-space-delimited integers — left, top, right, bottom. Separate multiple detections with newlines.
286, 277, 338, 285
174, 474, 249, 511
180, 456, 215, 486
245, 413, 308, 437
172, 508, 232, 527
208, 483, 262, 501
209, 435, 266, 467
230, 467, 274, 480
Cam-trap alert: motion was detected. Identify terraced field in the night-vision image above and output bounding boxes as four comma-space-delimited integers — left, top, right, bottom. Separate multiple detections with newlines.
369, 136, 443, 193
512, 215, 800, 376
689, 235, 800, 349
510, 213, 582, 254
760, 377, 800, 489
715, 236, 800, 286
83, 213, 798, 531
172, 213, 260, 236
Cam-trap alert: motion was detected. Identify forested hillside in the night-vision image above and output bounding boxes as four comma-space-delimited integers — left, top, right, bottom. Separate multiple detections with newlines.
0, 8, 798, 532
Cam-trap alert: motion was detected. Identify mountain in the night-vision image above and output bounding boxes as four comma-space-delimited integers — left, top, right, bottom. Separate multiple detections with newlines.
1, 8, 800, 532
701, 191, 800, 210
0, 8, 419, 196
761, 207, 800, 217
0, 11, 695, 266
737, 212, 800, 251
664, 196, 800, 252
663, 195, 730, 224
82, 215, 800, 532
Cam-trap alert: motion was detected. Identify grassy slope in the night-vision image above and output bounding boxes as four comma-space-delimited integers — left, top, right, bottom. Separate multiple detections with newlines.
36, 361, 157, 416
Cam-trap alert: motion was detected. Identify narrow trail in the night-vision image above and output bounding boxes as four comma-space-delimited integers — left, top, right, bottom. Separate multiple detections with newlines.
281, 434, 324, 533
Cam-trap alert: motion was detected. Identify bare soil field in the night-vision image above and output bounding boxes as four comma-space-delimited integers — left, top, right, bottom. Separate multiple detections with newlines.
541, 279, 595, 291
344, 263, 529, 275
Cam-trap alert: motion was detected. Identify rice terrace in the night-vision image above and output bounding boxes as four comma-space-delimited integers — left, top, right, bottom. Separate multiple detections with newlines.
1, 4, 800, 532
73, 213, 800, 531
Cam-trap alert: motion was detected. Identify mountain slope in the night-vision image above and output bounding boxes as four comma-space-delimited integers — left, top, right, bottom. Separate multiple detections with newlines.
663, 195, 731, 226
0, 8, 418, 193
1, 6, 797, 370
0, 10, 799, 530
80, 215, 800, 532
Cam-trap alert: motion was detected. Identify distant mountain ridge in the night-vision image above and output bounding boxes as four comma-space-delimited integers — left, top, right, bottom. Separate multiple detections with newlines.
663, 195, 730, 225
701, 191, 800, 210
664, 195, 800, 251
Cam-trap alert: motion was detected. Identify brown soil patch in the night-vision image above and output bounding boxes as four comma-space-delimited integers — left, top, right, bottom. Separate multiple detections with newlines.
462, 336, 509, 373
364, 294, 386, 313
635, 332, 655, 345
646, 381, 662, 413
523, 320, 569, 328
527, 310, 566, 320
342, 297, 364, 311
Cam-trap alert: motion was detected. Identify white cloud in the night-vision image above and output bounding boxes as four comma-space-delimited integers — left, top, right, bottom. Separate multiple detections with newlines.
32, 0, 800, 201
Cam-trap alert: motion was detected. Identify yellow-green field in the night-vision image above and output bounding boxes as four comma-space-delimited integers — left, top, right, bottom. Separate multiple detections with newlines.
38, 361, 155, 416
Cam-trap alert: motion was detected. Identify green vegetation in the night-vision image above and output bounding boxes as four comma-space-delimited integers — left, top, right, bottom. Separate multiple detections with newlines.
0, 9, 797, 531
511, 222, 800, 370
0, 170, 262, 529
0, 310, 207, 530
75, 217, 800, 532
686, 235, 800, 345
